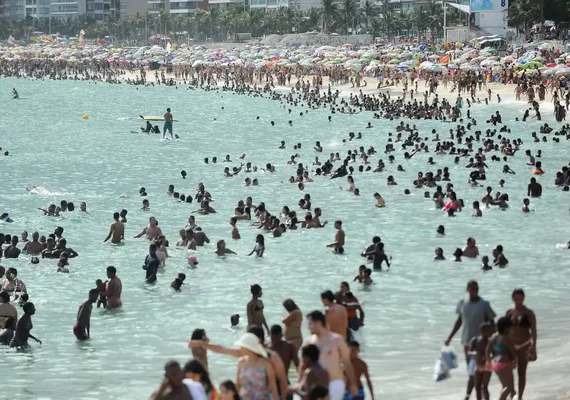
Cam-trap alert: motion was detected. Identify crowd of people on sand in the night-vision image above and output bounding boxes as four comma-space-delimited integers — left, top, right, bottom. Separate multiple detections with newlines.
2, 39, 569, 400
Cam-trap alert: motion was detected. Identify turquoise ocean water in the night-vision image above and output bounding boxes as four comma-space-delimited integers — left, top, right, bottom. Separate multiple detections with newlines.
0, 78, 569, 399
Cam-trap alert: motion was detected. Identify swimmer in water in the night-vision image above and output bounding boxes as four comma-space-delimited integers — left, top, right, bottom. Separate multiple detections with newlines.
247, 234, 265, 257
327, 220, 345, 254
215, 239, 237, 256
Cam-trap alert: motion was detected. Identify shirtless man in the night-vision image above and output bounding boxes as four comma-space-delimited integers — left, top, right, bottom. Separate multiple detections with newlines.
320, 290, 348, 340
4, 236, 21, 258
23, 231, 43, 254
291, 344, 329, 400
194, 228, 210, 246
104, 266, 122, 309
302, 311, 357, 400
104, 212, 125, 244
270, 324, 299, 377
134, 216, 163, 240
326, 220, 345, 254
462, 237, 479, 258
347, 341, 374, 400
527, 177, 542, 198
74, 289, 98, 340
10, 302, 41, 348
163, 107, 173, 139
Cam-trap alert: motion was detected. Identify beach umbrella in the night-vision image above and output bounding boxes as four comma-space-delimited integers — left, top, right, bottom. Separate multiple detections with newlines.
389, 59, 399, 64
420, 61, 434, 68
521, 61, 542, 68
397, 64, 409, 69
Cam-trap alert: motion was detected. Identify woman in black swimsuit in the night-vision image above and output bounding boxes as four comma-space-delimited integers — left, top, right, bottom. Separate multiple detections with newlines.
506, 288, 537, 400
246, 284, 269, 334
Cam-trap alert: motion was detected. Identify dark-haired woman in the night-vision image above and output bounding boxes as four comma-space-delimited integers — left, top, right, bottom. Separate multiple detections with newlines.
191, 329, 209, 372
247, 284, 268, 333
282, 299, 303, 352
184, 359, 217, 400
506, 289, 537, 400
486, 316, 517, 400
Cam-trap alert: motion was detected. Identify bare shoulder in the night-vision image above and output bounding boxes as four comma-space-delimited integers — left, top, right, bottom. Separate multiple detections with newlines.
330, 332, 346, 345
303, 334, 318, 346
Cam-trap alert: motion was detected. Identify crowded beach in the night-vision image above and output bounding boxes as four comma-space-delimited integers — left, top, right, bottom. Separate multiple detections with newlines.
1, 35, 570, 400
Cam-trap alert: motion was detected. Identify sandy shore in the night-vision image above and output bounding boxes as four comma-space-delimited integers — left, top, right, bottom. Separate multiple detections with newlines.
122, 69, 559, 116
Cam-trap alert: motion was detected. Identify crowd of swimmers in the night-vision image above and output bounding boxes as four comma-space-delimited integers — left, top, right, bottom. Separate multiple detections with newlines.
2, 44, 569, 400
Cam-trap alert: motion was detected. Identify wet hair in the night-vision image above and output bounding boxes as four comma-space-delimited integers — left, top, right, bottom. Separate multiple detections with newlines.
309, 386, 329, 400
349, 340, 360, 349
512, 288, 525, 299
496, 316, 512, 335
270, 324, 282, 336
220, 381, 240, 400
191, 328, 206, 341
302, 344, 320, 363
306, 310, 326, 325
165, 360, 181, 370
250, 284, 262, 296
184, 359, 213, 392
320, 290, 336, 303
23, 302, 34, 313
113, 212, 120, 220
107, 266, 117, 275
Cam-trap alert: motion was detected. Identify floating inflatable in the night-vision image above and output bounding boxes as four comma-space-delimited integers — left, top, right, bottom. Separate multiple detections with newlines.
139, 116, 179, 122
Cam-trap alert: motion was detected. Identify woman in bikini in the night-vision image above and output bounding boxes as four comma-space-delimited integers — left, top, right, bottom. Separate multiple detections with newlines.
506, 288, 537, 400
486, 316, 517, 400
247, 284, 269, 333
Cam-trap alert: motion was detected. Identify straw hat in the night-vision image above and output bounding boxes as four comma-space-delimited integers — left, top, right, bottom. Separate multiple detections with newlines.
235, 333, 267, 358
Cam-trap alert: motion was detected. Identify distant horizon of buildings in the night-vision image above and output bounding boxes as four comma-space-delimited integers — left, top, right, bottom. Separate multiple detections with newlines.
0, 0, 472, 22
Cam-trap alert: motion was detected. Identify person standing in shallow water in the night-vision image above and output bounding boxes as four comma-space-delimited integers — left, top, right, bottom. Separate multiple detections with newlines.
327, 220, 345, 254
104, 212, 124, 244
74, 289, 98, 341
104, 266, 122, 309
10, 302, 41, 348
445, 280, 496, 400
247, 284, 269, 334
506, 288, 537, 400
282, 298, 303, 352
143, 243, 161, 284
150, 360, 192, 400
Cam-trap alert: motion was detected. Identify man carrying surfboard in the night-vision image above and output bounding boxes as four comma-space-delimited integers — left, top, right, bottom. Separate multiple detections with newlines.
163, 108, 173, 140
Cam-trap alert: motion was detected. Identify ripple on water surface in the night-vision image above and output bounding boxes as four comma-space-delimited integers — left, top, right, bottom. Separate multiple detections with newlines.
1, 78, 570, 399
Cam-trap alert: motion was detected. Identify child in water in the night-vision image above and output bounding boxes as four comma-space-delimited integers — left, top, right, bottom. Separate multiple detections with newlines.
468, 322, 494, 400
481, 256, 492, 271
96, 279, 107, 309
363, 268, 373, 286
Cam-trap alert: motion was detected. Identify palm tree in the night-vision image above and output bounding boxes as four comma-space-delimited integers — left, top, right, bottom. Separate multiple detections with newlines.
360, 0, 378, 33
339, 0, 357, 34
320, 0, 338, 32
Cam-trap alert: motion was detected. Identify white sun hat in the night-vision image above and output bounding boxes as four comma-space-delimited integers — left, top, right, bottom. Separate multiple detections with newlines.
234, 333, 267, 358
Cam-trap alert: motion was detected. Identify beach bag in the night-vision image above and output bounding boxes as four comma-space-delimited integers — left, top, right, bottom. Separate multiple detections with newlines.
434, 358, 450, 382
440, 346, 458, 370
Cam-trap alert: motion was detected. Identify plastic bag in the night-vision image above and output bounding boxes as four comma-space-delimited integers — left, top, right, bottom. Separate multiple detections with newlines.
441, 346, 458, 370
468, 358, 477, 377
434, 358, 450, 382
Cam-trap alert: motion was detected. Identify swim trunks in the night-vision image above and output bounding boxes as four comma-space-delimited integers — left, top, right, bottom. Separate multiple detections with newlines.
163, 122, 173, 133
335, 247, 345, 254
73, 324, 88, 340
343, 386, 365, 400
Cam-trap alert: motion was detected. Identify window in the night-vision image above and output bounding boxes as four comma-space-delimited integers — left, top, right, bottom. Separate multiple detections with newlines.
87, 3, 94, 10
94, 3, 102, 9
95, 12, 103, 19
